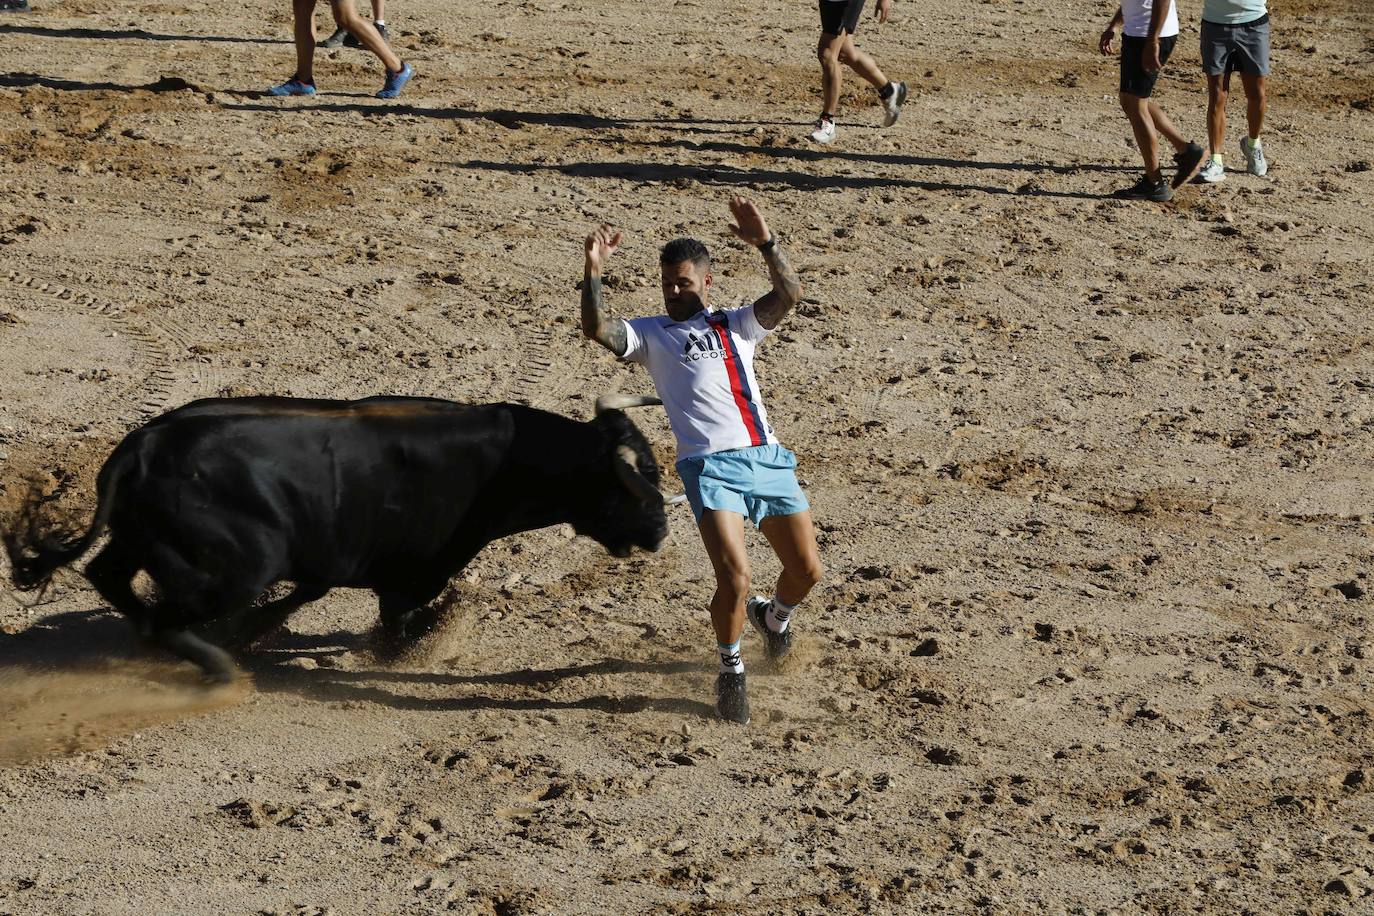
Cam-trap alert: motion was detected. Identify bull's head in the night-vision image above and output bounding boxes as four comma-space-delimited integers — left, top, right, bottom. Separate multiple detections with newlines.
584, 394, 675, 557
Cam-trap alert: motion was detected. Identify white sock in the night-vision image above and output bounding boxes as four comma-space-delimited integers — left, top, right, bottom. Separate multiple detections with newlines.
374, 19, 385, 26
717, 639, 744, 675
767, 596, 796, 634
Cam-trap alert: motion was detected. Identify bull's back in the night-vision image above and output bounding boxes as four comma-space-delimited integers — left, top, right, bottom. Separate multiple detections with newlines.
107, 397, 516, 583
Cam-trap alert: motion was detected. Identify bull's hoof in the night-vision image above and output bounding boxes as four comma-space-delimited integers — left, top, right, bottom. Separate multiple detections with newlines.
155, 628, 241, 684
375, 606, 443, 659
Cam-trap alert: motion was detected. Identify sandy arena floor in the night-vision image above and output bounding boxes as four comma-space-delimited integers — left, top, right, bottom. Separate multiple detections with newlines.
2, 0, 1373, 912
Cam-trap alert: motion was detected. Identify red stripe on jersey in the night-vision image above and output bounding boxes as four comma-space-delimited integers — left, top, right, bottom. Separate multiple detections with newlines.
707, 314, 764, 446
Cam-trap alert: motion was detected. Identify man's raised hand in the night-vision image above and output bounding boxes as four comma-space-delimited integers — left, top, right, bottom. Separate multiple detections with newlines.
585, 224, 622, 274
728, 196, 772, 247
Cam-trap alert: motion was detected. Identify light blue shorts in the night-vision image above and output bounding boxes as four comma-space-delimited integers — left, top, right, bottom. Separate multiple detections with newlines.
676, 444, 810, 527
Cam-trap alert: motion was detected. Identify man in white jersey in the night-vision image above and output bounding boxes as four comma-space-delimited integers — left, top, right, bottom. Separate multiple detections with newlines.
1100, 0, 1205, 200
1196, 0, 1271, 181
580, 197, 824, 724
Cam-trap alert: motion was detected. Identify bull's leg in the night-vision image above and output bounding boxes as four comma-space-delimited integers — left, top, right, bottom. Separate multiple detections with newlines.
376, 582, 448, 649
198, 583, 330, 650
141, 543, 266, 682
153, 626, 240, 684
84, 542, 152, 637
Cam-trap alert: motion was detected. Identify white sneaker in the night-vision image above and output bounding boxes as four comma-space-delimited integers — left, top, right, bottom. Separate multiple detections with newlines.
1240, 137, 1268, 176
1198, 157, 1226, 183
809, 117, 836, 144
881, 81, 908, 127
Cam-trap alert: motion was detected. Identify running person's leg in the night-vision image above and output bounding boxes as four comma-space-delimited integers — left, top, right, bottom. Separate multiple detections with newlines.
698, 510, 752, 649
1202, 72, 1230, 179
815, 30, 845, 141
330, 0, 400, 71
1240, 71, 1266, 140
293, 0, 317, 81
268, 0, 321, 95
1120, 93, 1163, 181
1146, 99, 1188, 154
837, 32, 888, 92
697, 509, 753, 723
329, 0, 413, 97
750, 509, 823, 658
1239, 69, 1268, 174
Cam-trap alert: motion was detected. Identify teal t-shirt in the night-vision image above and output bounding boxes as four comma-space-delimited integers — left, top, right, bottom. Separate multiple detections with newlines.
1202, 0, 1268, 24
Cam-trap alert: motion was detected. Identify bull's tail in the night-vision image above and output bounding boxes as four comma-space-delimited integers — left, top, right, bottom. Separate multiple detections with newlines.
3, 447, 128, 593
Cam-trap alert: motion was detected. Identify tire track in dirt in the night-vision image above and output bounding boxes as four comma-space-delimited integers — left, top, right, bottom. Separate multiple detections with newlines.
2, 269, 176, 428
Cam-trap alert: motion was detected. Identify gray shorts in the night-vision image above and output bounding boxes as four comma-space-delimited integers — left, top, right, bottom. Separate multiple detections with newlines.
1200, 16, 1271, 77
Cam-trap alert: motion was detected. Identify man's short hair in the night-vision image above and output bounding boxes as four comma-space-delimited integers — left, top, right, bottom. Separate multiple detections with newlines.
660, 237, 711, 269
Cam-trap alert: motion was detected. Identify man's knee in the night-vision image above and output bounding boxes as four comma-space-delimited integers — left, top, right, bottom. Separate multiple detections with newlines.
715, 568, 751, 601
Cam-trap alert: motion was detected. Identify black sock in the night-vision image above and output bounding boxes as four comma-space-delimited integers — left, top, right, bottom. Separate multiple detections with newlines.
879, 81, 895, 100
821, 112, 835, 122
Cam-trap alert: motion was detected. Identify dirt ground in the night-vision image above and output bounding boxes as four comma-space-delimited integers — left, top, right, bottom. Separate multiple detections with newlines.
2, 0, 1373, 912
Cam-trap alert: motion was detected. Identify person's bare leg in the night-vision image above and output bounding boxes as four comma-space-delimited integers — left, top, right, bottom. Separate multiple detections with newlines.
1146, 99, 1188, 153
1120, 92, 1161, 180
372, 0, 385, 20
697, 510, 751, 647
1206, 72, 1228, 154
818, 33, 844, 115
837, 33, 887, 90
759, 511, 824, 608
293, 0, 318, 83
1240, 71, 1266, 139
332, 0, 401, 72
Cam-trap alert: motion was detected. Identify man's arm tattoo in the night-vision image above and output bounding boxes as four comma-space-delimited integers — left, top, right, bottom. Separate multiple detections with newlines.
581, 272, 628, 355
753, 243, 802, 330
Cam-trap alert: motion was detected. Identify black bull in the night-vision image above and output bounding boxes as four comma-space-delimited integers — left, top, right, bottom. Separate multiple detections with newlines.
4, 395, 671, 681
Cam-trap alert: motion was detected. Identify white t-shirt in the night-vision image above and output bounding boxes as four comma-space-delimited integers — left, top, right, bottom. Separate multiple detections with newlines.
620, 304, 779, 461
1122, 0, 1179, 38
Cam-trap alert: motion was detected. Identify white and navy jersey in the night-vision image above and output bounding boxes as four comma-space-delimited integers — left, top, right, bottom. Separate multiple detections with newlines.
620, 304, 779, 461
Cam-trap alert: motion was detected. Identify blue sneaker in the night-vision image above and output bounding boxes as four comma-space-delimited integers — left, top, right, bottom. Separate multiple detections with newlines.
376, 62, 413, 99
266, 77, 315, 97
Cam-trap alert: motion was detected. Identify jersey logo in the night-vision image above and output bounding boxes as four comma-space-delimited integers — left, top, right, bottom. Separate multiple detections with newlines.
681, 328, 726, 361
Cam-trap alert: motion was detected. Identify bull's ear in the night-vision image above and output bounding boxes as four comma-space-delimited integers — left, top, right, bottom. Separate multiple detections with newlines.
613, 446, 663, 506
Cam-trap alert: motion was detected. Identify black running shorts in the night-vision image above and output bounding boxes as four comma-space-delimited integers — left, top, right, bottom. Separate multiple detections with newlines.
820, 0, 866, 36
1120, 34, 1177, 98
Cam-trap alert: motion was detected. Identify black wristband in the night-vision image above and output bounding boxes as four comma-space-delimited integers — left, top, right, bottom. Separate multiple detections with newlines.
757, 236, 778, 252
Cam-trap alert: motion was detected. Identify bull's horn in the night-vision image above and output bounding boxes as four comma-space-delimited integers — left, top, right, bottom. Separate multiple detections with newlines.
614, 445, 663, 505
596, 394, 663, 415
665, 493, 688, 506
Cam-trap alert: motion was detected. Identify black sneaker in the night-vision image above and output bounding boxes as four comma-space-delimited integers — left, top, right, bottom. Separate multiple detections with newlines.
320, 26, 349, 48
1112, 175, 1172, 202
343, 21, 388, 47
1171, 141, 1205, 189
747, 596, 793, 662
715, 671, 750, 724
